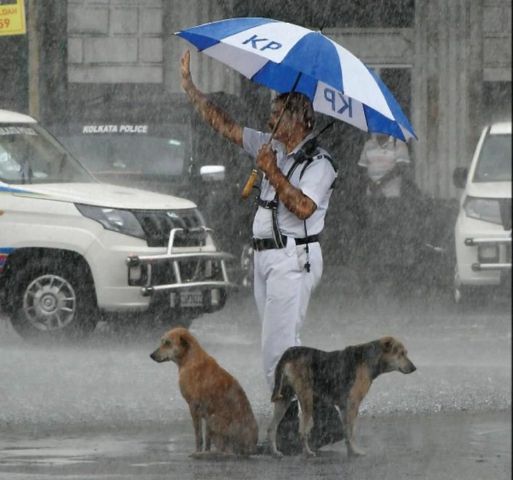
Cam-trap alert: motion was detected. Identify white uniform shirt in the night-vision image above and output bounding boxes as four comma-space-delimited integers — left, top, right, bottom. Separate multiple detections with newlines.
358, 135, 410, 197
243, 127, 337, 239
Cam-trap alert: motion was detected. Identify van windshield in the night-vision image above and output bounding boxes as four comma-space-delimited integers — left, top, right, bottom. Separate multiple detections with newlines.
474, 133, 512, 182
60, 129, 187, 179
0, 124, 95, 184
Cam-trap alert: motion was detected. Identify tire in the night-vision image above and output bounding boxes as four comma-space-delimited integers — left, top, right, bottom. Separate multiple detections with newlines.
9, 257, 99, 342
453, 284, 470, 305
239, 243, 254, 289
168, 313, 193, 329
105, 310, 193, 341
453, 282, 494, 310
153, 306, 194, 329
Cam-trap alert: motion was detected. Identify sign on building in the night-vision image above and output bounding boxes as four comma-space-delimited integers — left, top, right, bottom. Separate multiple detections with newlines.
0, 0, 26, 36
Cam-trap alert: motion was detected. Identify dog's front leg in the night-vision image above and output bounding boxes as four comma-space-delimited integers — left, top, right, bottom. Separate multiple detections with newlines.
189, 405, 203, 453
205, 421, 212, 452
336, 403, 365, 457
267, 398, 291, 457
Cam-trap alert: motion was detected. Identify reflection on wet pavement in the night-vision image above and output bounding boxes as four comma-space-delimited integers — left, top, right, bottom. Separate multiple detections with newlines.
0, 412, 510, 480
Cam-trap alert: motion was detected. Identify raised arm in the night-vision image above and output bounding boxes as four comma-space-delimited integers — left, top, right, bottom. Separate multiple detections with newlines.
181, 50, 243, 147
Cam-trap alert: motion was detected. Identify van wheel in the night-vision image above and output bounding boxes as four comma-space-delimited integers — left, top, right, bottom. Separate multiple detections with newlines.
155, 307, 194, 329
454, 268, 471, 306
104, 309, 192, 339
9, 259, 99, 342
454, 283, 494, 310
453, 284, 470, 305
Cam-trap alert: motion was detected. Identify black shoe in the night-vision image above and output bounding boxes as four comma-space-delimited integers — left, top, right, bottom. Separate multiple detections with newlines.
275, 398, 345, 455
309, 400, 345, 450
276, 400, 302, 455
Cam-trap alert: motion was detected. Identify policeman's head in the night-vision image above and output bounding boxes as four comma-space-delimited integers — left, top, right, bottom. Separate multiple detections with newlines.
269, 92, 315, 144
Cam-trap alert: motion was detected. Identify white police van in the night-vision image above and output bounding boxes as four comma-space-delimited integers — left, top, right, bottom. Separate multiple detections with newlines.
452, 121, 512, 304
0, 109, 234, 341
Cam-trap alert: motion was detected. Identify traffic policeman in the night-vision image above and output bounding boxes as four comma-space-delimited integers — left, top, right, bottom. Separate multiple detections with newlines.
180, 50, 337, 388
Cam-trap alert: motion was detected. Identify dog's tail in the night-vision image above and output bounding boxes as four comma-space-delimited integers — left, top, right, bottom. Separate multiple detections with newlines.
271, 353, 293, 402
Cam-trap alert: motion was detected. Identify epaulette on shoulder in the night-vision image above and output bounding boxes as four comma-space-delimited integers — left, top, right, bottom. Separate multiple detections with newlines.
314, 151, 337, 172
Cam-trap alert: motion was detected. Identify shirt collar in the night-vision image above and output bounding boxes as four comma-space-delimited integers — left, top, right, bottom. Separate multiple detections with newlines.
288, 132, 315, 157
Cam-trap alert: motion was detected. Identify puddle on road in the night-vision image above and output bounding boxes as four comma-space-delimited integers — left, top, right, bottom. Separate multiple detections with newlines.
0, 432, 184, 468
1, 412, 509, 463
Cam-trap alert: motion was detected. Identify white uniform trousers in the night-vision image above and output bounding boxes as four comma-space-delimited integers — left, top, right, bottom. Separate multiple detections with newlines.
253, 237, 323, 389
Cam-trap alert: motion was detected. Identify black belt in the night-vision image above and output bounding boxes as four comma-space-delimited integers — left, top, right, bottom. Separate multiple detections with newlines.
252, 234, 320, 251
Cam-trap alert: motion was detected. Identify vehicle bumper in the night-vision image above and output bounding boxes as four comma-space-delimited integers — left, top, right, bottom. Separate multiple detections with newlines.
87, 228, 236, 313
455, 214, 511, 287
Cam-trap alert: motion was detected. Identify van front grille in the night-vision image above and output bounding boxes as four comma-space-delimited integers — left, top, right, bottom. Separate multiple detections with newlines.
132, 209, 205, 247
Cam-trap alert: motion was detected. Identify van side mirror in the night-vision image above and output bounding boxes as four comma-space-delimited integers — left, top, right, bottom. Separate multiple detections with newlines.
200, 165, 225, 182
453, 167, 468, 189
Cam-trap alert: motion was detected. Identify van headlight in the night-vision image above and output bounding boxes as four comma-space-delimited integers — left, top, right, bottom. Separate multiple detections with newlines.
76, 204, 146, 239
463, 197, 502, 225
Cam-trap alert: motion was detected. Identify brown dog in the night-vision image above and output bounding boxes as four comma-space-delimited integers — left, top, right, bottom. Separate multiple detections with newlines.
150, 327, 258, 457
267, 336, 416, 457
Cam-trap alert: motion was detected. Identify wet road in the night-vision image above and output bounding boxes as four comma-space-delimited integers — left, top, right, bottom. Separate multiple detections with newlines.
0, 279, 511, 479
0, 411, 509, 480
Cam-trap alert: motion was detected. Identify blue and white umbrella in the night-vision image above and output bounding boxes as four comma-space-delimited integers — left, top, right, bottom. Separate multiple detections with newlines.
176, 17, 416, 141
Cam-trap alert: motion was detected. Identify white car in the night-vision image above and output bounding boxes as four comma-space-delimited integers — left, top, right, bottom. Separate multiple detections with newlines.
0, 109, 234, 341
453, 121, 512, 304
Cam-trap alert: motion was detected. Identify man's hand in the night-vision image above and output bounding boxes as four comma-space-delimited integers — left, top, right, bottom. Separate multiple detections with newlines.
258, 143, 317, 220
256, 143, 279, 177
179, 49, 243, 146
180, 50, 194, 94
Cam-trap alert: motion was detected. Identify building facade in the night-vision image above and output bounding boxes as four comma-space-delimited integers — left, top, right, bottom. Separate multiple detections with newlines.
1, 0, 511, 198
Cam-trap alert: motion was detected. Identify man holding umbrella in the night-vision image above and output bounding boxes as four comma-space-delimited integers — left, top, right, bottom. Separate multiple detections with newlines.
177, 16, 415, 454
181, 49, 337, 389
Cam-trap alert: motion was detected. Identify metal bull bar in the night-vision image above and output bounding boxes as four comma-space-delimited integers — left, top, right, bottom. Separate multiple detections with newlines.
465, 236, 512, 272
126, 227, 236, 296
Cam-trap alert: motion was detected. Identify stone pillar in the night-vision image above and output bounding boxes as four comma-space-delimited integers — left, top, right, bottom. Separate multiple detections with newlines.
413, 0, 483, 199
39, 0, 69, 123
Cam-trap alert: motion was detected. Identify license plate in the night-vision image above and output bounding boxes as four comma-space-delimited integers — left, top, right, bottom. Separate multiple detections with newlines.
171, 291, 204, 308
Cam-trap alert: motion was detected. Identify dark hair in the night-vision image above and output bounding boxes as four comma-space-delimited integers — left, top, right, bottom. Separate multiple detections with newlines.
275, 92, 315, 130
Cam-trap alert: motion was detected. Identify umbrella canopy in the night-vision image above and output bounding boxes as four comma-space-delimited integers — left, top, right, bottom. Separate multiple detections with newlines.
176, 17, 416, 142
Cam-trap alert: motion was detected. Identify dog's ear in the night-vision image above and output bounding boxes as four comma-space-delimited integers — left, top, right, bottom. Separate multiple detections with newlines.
382, 337, 394, 353
179, 334, 189, 350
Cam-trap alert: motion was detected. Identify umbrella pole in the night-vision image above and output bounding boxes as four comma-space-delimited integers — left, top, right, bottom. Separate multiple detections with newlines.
241, 73, 302, 199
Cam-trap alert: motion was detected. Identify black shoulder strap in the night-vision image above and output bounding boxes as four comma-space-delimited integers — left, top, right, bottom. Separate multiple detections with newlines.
261, 157, 305, 249
299, 157, 314, 180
